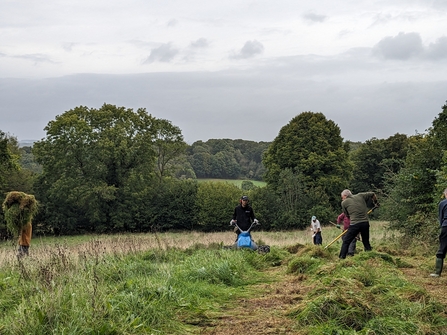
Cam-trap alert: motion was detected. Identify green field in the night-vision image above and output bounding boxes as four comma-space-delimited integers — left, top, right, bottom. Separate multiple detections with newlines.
197, 178, 267, 188
0, 224, 445, 334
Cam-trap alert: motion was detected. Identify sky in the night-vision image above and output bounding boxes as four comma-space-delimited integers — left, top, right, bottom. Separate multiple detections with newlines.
1, 0, 447, 144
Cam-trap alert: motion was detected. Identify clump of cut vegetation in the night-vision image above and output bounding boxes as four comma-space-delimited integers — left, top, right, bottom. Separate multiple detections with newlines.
288, 249, 447, 334
287, 256, 322, 275
2, 191, 38, 237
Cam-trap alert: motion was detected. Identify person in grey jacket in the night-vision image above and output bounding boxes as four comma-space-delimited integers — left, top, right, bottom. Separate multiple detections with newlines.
339, 189, 379, 259
430, 188, 447, 277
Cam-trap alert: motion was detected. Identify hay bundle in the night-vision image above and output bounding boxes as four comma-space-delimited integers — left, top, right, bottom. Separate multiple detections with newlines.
2, 191, 38, 237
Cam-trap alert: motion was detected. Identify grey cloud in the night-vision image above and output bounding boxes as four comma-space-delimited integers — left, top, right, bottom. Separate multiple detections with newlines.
128, 39, 158, 49
62, 43, 76, 52
426, 36, 447, 59
370, 11, 418, 27
14, 53, 55, 64
370, 13, 393, 26
167, 19, 178, 27
433, 0, 447, 9
338, 29, 352, 38
230, 40, 264, 60
302, 12, 327, 23
143, 43, 179, 63
372, 32, 423, 60
190, 38, 209, 48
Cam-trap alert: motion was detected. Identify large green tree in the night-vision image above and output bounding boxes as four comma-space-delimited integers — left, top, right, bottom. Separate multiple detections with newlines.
263, 112, 351, 218
383, 101, 447, 240
0, 131, 19, 188
33, 104, 186, 234
154, 119, 188, 181
0, 132, 38, 237
0, 134, 36, 195
350, 133, 409, 192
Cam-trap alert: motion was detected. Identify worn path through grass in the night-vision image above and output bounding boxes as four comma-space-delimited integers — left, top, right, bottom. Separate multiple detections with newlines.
399, 256, 447, 306
199, 267, 312, 335
198, 250, 447, 335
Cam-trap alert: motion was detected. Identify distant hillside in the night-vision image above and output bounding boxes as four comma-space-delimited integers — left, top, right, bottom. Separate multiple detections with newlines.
18, 140, 37, 147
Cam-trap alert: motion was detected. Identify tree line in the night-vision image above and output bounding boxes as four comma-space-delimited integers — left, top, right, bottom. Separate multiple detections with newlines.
185, 139, 268, 180
1, 102, 446, 241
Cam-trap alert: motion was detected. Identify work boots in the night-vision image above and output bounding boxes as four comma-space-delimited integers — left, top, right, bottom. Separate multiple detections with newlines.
430, 258, 444, 277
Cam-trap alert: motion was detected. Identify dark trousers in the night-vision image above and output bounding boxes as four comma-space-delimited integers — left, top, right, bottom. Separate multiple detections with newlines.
343, 230, 357, 255
17, 245, 29, 257
313, 231, 322, 245
435, 226, 447, 259
339, 221, 371, 259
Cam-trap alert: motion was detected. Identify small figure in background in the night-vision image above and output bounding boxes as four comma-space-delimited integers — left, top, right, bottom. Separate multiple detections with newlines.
18, 221, 32, 257
310, 215, 322, 245
2, 191, 38, 259
231, 195, 256, 241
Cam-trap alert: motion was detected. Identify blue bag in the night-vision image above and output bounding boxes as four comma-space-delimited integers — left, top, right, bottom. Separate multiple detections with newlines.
237, 232, 252, 248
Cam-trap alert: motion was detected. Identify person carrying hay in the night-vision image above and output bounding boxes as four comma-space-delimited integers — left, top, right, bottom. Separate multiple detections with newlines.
2, 191, 38, 257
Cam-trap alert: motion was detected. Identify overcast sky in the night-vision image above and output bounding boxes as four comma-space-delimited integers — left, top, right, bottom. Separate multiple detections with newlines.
1, 0, 447, 144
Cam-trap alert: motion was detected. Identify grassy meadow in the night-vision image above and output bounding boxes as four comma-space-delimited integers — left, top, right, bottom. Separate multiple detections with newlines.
0, 222, 446, 334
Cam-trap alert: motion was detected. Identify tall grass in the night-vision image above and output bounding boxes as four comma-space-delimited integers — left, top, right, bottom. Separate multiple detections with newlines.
0, 222, 444, 334
0, 236, 283, 334
0, 227, 309, 269
0, 219, 392, 266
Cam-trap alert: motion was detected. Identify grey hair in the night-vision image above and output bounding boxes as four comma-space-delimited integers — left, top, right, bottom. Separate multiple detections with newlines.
444, 188, 447, 195
341, 189, 352, 197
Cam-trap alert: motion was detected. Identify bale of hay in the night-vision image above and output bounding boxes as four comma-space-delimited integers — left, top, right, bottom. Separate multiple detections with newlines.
2, 191, 38, 237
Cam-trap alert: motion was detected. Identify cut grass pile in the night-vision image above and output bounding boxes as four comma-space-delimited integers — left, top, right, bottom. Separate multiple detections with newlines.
2, 191, 38, 236
285, 247, 447, 334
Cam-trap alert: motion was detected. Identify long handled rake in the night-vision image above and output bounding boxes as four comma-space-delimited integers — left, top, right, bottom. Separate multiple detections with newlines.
324, 229, 347, 249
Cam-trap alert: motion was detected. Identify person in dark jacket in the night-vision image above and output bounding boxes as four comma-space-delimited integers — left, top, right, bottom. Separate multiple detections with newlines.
339, 189, 378, 259
231, 195, 258, 242
430, 188, 447, 277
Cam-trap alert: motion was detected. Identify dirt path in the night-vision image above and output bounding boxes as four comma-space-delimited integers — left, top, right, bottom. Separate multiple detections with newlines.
399, 258, 447, 306
198, 268, 312, 335
197, 256, 447, 335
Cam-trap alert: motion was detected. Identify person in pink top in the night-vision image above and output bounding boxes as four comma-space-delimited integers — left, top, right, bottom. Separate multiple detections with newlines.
337, 212, 357, 256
